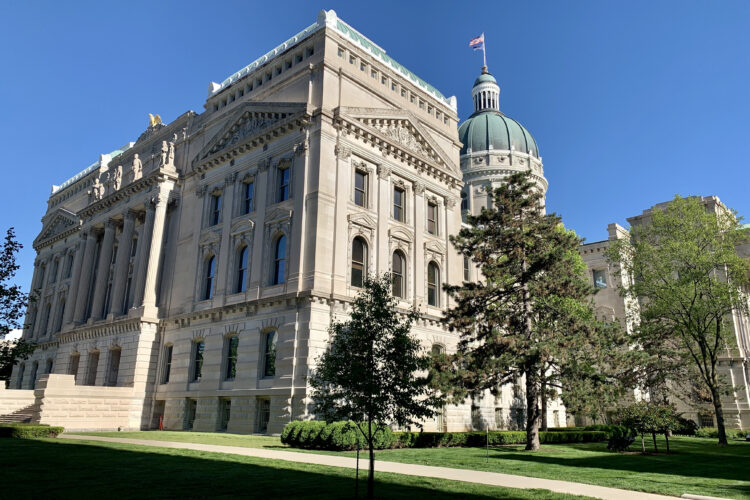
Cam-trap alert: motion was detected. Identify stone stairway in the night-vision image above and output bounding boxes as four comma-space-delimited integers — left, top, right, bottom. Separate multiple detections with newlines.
0, 404, 35, 424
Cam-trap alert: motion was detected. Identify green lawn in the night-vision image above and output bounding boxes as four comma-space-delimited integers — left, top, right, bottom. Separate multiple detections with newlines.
1, 438, 585, 499
72, 431, 750, 499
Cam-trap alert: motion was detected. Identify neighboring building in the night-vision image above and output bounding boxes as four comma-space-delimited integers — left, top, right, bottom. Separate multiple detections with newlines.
2, 10, 564, 432
579, 196, 750, 429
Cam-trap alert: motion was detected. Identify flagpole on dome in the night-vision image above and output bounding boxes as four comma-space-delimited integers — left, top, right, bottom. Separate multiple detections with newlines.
469, 33, 487, 72
482, 33, 487, 70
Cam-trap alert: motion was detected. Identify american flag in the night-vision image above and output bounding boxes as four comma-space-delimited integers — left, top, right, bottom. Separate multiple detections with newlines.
469, 33, 484, 50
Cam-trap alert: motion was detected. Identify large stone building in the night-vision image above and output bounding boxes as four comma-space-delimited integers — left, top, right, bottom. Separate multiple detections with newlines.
1, 10, 565, 433
580, 197, 750, 428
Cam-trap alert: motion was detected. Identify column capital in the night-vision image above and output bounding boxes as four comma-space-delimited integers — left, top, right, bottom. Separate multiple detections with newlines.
413, 182, 425, 196
124, 208, 139, 221
377, 165, 391, 180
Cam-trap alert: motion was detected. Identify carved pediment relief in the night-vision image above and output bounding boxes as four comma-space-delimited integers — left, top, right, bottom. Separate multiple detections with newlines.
389, 226, 414, 243
199, 229, 221, 247
265, 207, 292, 226
34, 208, 80, 249
231, 217, 255, 236
347, 212, 377, 230
193, 102, 308, 171
424, 240, 446, 255
336, 107, 458, 175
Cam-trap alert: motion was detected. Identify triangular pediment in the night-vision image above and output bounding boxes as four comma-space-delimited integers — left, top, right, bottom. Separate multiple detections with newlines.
347, 212, 377, 230
34, 208, 80, 249
264, 207, 292, 226
193, 102, 308, 171
337, 107, 459, 175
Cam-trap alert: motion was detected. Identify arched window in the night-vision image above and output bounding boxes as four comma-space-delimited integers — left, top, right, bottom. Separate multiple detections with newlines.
40, 303, 51, 337
30, 361, 38, 388
272, 235, 286, 285
460, 191, 468, 212
392, 250, 406, 298
106, 347, 121, 387
68, 353, 80, 378
351, 237, 367, 287
427, 262, 440, 307
192, 340, 205, 381
45, 358, 53, 374
431, 344, 445, 356
54, 297, 65, 333
203, 256, 216, 300
236, 246, 249, 293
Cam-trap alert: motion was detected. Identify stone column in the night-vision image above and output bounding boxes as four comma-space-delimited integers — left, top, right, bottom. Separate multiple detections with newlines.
63, 235, 86, 327
215, 173, 237, 298
109, 210, 136, 317
141, 189, 170, 318
413, 182, 425, 305
90, 221, 116, 320
132, 201, 156, 309
376, 165, 391, 274
73, 231, 98, 323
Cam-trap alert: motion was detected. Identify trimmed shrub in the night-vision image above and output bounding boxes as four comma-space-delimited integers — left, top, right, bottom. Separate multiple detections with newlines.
694, 427, 746, 440
391, 430, 606, 448
0, 424, 64, 439
281, 420, 394, 451
280, 420, 300, 445
674, 417, 698, 436
584, 424, 633, 439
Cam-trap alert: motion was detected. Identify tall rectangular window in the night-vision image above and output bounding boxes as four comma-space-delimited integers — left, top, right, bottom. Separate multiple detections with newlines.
427, 201, 438, 235
64, 254, 74, 279
393, 187, 405, 222
278, 167, 290, 202
463, 256, 470, 281
256, 398, 270, 433
225, 336, 239, 380
185, 399, 197, 430
106, 348, 121, 386
263, 330, 277, 378
220, 399, 231, 431
162, 345, 173, 384
210, 193, 222, 225
243, 181, 254, 214
86, 351, 99, 386
354, 169, 367, 207
68, 353, 80, 378
192, 341, 205, 381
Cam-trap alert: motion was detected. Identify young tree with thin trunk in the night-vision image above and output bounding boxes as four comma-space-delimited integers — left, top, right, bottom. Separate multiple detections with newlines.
440, 171, 622, 450
0, 228, 34, 387
310, 274, 441, 499
607, 195, 750, 446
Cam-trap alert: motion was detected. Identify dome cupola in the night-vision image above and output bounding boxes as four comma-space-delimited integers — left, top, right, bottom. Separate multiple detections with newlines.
472, 66, 500, 112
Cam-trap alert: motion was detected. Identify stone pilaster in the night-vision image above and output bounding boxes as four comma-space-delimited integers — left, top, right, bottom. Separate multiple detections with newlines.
90, 221, 116, 320
215, 173, 237, 299
132, 201, 156, 309
376, 165, 391, 274
413, 182, 425, 305
73, 230, 98, 323
109, 210, 136, 317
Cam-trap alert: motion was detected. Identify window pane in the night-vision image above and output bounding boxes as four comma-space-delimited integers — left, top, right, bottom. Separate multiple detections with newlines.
393, 188, 404, 221
226, 337, 239, 380
211, 194, 222, 225
244, 182, 254, 213
163, 345, 172, 384
351, 238, 366, 288
274, 236, 286, 285
237, 247, 248, 293
264, 331, 277, 377
593, 269, 607, 288
278, 168, 290, 202
427, 202, 437, 234
354, 170, 367, 207
204, 257, 215, 299
392, 251, 404, 298
193, 342, 204, 381
428, 262, 439, 306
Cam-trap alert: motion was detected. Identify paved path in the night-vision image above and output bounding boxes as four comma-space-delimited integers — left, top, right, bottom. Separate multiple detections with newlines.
58, 434, 675, 500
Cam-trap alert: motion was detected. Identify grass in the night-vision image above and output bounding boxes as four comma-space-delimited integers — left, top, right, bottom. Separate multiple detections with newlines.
0, 438, 586, 499
73, 431, 750, 499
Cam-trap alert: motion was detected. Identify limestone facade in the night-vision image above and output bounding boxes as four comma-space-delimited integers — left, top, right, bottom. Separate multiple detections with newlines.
579, 197, 750, 428
5, 10, 565, 433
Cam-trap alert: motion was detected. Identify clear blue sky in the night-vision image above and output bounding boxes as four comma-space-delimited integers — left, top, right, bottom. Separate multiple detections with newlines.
1, 0, 749, 291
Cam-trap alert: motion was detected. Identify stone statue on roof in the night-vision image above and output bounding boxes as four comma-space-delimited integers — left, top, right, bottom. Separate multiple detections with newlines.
149, 113, 162, 127
132, 153, 142, 181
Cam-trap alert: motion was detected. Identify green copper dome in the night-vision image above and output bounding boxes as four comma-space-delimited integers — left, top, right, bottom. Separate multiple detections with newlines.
458, 111, 539, 158
473, 73, 498, 86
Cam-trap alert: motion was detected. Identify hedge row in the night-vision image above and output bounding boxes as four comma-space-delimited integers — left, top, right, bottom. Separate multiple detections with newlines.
281, 420, 394, 450
0, 424, 64, 439
281, 421, 607, 450
694, 427, 747, 440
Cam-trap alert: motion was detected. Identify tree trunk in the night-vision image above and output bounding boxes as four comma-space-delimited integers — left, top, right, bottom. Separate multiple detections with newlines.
710, 384, 728, 446
640, 433, 645, 453
525, 365, 541, 451
367, 420, 375, 500
664, 432, 670, 453
651, 432, 658, 452
540, 372, 548, 432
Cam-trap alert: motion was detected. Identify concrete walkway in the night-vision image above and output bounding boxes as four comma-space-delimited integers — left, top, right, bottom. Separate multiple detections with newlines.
58, 434, 676, 500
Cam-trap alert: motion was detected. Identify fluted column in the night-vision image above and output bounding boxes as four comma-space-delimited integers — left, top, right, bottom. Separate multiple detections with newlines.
63, 235, 86, 326
132, 201, 156, 309
73, 231, 98, 323
90, 221, 116, 320
109, 210, 136, 317
376, 165, 391, 274
141, 191, 170, 317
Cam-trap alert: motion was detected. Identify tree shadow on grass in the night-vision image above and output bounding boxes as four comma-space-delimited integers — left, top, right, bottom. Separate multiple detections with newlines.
0, 439, 577, 500
483, 440, 750, 497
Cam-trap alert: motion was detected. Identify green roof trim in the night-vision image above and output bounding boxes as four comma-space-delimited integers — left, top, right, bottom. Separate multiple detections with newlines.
211, 10, 454, 110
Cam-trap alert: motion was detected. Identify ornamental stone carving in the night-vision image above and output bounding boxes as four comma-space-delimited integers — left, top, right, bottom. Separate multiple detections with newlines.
294, 140, 309, 157
377, 165, 391, 180
132, 154, 143, 181
258, 159, 269, 172
446, 196, 457, 209
374, 123, 427, 156
413, 182, 425, 195
334, 144, 351, 160
113, 165, 122, 191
